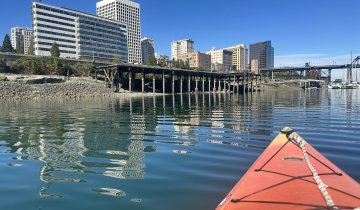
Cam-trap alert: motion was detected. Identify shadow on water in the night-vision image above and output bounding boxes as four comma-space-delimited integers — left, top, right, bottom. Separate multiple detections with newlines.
0, 89, 359, 210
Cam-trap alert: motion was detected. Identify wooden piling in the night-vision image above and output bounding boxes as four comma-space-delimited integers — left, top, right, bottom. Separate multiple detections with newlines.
153, 73, 156, 94
162, 71, 165, 94
172, 73, 175, 94
213, 78, 217, 92
195, 76, 199, 93
142, 70, 145, 93
188, 76, 191, 93
180, 75, 183, 94
129, 70, 132, 93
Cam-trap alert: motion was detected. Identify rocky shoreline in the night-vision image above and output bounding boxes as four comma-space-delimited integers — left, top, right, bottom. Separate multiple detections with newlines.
0, 81, 117, 100
0, 74, 166, 100
0, 74, 114, 100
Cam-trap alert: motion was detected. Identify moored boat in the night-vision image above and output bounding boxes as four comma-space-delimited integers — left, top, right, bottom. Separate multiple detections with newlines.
328, 83, 342, 89
216, 127, 360, 210
343, 82, 359, 89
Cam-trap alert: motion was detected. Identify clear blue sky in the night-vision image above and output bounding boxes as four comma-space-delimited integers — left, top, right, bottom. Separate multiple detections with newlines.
1, 0, 359, 70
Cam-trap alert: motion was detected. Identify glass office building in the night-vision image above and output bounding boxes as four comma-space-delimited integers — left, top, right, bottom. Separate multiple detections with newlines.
249, 41, 274, 69
32, 2, 128, 62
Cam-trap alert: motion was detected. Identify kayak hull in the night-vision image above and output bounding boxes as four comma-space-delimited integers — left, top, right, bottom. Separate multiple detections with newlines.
216, 130, 360, 210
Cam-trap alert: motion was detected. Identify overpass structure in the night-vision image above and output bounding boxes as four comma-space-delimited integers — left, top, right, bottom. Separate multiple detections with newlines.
261, 62, 360, 82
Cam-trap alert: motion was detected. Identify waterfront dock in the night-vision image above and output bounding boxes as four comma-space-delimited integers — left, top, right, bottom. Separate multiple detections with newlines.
95, 64, 262, 94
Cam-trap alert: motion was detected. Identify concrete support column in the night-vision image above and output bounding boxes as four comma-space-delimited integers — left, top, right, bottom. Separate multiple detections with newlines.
111, 69, 115, 91
116, 69, 121, 92
243, 76, 246, 93
247, 74, 251, 93
218, 78, 221, 91
172, 73, 175, 94
180, 75, 183, 94
202, 76, 205, 93
162, 71, 165, 94
228, 77, 231, 92
223, 78, 226, 92
141, 70, 145, 93
236, 77, 239, 93
213, 78, 217, 92
251, 78, 254, 92
195, 76, 199, 93
128, 71, 132, 93
188, 76, 191, 93
208, 77, 211, 93
153, 73, 156, 94
233, 76, 236, 93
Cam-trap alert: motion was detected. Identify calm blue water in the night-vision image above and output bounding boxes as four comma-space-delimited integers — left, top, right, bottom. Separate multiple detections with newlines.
0, 89, 359, 210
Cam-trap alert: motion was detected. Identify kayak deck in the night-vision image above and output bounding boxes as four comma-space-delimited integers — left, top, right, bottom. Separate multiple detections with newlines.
216, 128, 360, 210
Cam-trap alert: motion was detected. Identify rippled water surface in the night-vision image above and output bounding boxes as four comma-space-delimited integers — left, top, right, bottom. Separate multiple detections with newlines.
0, 89, 359, 210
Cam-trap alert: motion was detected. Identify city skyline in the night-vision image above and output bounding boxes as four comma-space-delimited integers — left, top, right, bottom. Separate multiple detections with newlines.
0, 0, 359, 68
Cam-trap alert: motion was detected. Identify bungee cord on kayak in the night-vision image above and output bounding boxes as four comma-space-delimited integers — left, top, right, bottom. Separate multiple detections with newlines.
285, 127, 338, 210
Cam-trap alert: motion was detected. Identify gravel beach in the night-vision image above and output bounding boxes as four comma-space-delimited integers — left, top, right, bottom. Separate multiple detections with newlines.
0, 74, 161, 100
0, 81, 115, 100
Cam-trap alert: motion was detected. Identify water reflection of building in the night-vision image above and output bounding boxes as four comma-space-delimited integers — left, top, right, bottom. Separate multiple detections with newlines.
103, 111, 146, 179
0, 99, 150, 198
85, 98, 147, 180
38, 118, 87, 198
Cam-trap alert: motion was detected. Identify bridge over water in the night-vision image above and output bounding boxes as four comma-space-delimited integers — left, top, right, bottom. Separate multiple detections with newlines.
261, 58, 360, 82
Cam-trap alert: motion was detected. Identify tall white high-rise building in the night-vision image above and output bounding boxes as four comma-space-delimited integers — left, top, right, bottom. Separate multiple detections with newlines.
11, 27, 33, 54
171, 39, 194, 60
97, 0, 142, 64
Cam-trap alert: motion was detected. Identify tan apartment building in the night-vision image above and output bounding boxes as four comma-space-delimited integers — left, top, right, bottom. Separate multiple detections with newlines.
251, 59, 259, 74
206, 47, 233, 72
224, 44, 248, 71
178, 52, 211, 70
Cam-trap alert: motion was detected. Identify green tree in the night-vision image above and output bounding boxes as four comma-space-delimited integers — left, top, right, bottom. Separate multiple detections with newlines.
72, 62, 94, 76
16, 36, 24, 54
147, 55, 157, 66
171, 58, 176, 68
50, 42, 60, 57
185, 59, 190, 69
147, 55, 153, 66
152, 55, 157, 66
1, 34, 14, 53
179, 59, 185, 69
112, 56, 123, 64
28, 36, 34, 55
157, 58, 166, 67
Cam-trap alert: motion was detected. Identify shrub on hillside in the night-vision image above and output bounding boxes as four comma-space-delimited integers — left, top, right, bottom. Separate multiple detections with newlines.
11, 57, 67, 75
71, 62, 94, 77
0, 56, 7, 73
10, 57, 95, 77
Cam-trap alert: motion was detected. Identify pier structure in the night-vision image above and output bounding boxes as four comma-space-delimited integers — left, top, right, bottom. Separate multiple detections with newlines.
95, 64, 261, 94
